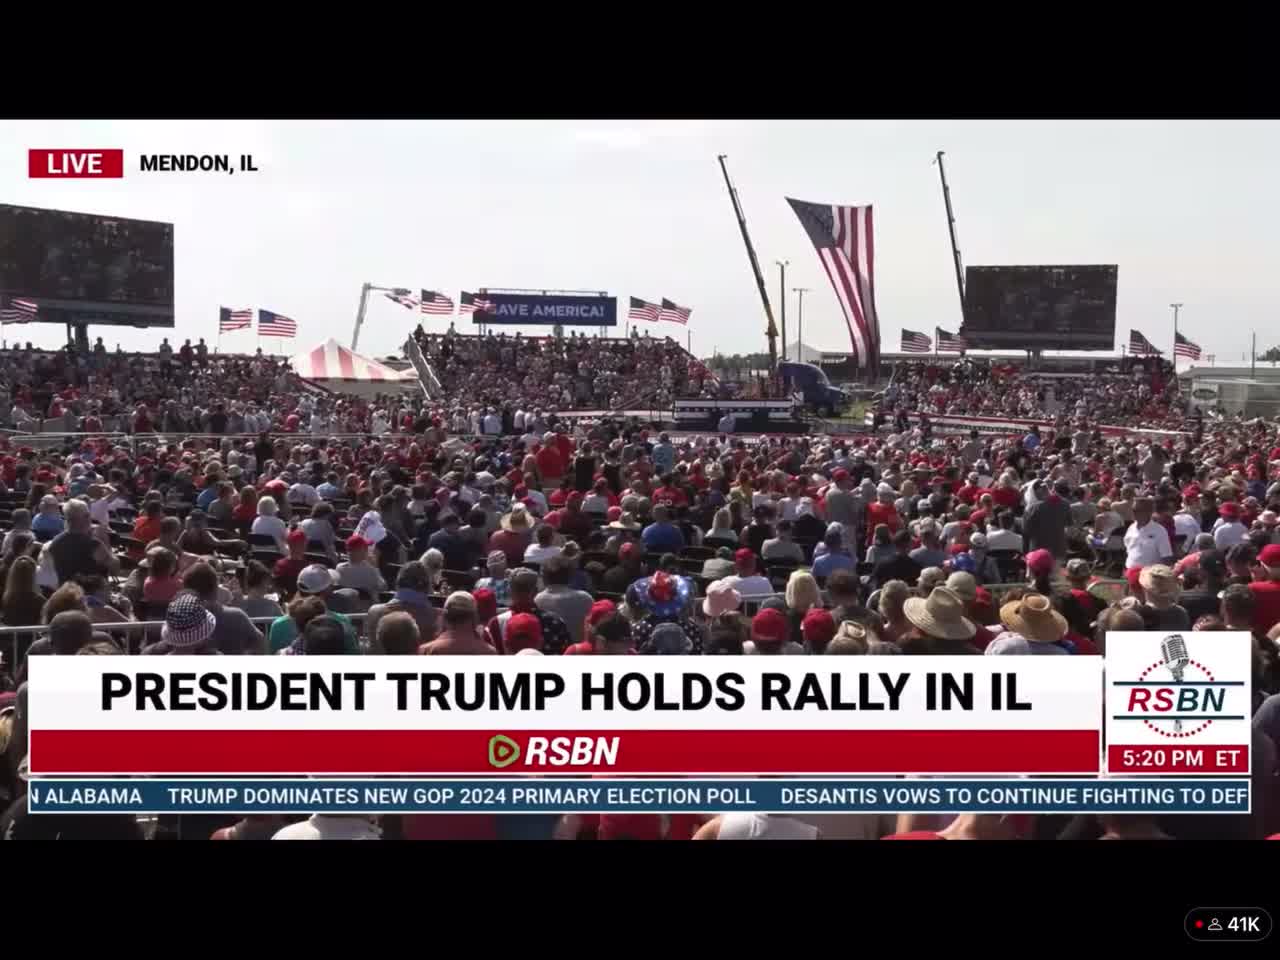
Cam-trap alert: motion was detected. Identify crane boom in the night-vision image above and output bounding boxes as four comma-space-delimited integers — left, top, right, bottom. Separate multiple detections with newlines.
717, 154, 779, 372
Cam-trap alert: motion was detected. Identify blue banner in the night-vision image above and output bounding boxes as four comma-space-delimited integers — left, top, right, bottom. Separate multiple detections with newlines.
474, 293, 617, 326
26, 779, 1250, 815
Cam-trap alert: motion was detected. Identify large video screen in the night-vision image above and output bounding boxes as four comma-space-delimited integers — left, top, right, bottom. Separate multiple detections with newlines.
0, 203, 174, 325
961, 265, 1117, 351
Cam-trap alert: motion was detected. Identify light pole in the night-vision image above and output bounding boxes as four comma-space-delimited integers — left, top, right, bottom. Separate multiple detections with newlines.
352, 282, 414, 352
775, 260, 789, 360
793, 287, 811, 361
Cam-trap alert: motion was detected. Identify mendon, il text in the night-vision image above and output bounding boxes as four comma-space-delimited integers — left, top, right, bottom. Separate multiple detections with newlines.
139, 154, 258, 174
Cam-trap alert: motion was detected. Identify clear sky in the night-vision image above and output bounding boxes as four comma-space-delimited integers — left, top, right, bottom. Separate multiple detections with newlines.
1, 120, 1272, 363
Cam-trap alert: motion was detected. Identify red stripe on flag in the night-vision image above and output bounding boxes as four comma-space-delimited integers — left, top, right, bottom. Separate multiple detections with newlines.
28, 729, 1101, 775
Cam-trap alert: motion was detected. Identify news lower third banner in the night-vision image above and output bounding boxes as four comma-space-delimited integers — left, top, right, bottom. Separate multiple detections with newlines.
24, 779, 1252, 815
26, 632, 1252, 779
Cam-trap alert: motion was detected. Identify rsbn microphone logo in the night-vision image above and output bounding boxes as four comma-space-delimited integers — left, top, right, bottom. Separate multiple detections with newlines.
1105, 630, 1252, 774
29, 149, 124, 178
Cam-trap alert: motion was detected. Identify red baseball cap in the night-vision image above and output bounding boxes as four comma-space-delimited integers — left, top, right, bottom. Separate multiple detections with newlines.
567, 491, 584, 507
345, 534, 370, 551
801, 608, 836, 646
1219, 501, 1241, 519
1125, 566, 1144, 592
607, 505, 623, 521
751, 608, 789, 644
734, 548, 756, 569
619, 542, 641, 563
1259, 544, 1280, 568
587, 599, 616, 626
287, 528, 307, 546
832, 468, 849, 483
505, 612, 544, 653
472, 587, 498, 623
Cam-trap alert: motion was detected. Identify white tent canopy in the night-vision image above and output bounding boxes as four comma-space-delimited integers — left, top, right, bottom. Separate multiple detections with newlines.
290, 338, 416, 384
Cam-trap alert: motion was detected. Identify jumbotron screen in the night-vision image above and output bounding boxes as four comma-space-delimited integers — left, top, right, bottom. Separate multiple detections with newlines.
0, 203, 174, 326
960, 264, 1117, 351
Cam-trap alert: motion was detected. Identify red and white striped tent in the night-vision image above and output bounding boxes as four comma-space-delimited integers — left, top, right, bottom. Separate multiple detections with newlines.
289, 339, 418, 396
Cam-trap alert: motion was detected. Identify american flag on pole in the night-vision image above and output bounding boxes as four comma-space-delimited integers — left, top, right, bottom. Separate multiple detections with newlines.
218, 306, 253, 332
384, 292, 419, 311
936, 327, 967, 352
258, 309, 297, 337
787, 197, 880, 371
1129, 329, 1162, 355
459, 291, 494, 315
628, 297, 660, 323
1174, 331, 1202, 360
421, 290, 454, 315
657, 298, 692, 325
900, 329, 932, 353
0, 297, 38, 324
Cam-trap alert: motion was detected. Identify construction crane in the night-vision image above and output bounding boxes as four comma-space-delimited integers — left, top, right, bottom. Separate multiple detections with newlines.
717, 154, 779, 372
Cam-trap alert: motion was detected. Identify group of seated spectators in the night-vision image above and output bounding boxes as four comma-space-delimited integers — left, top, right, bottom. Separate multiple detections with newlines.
415, 325, 718, 418
2, 341, 1280, 840
877, 356, 1186, 430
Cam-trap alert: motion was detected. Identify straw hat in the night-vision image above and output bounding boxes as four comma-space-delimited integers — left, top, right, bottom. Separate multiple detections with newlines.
607, 512, 641, 531
999, 592, 1068, 644
902, 587, 976, 641
500, 504, 533, 532
1138, 564, 1180, 600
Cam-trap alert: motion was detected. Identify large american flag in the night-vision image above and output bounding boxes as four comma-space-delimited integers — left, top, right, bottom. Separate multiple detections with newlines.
936, 327, 967, 352
384, 292, 419, 311
787, 197, 880, 370
1129, 329, 1162, 355
0, 297, 38, 325
421, 290, 454, 315
900, 329, 932, 353
628, 296, 660, 323
459, 291, 494, 315
219, 306, 253, 332
1174, 331, 1202, 360
258, 309, 297, 337
658, 298, 692, 325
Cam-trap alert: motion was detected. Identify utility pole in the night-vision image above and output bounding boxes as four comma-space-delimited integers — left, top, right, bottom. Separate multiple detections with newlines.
351, 282, 414, 352
793, 287, 810, 361
776, 260, 789, 361
1252, 331, 1257, 379
1170, 302, 1182, 364
933, 151, 966, 323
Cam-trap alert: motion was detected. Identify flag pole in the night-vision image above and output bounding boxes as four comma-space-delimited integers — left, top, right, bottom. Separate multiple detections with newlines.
1170, 302, 1182, 369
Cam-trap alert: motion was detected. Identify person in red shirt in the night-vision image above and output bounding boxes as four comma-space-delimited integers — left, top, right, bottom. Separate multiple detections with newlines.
535, 438, 564, 487
652, 473, 689, 509
955, 472, 982, 506
863, 484, 901, 546
989, 475, 1020, 511
273, 528, 310, 597
1249, 544, 1280, 634
552, 429, 574, 467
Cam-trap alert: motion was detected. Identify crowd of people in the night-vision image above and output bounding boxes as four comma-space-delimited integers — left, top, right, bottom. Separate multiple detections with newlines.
877, 357, 1187, 430
1, 335, 1279, 840
415, 325, 719, 417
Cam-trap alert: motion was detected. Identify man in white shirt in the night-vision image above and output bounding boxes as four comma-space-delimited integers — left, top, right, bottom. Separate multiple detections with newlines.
1123, 497, 1173, 570
482, 407, 502, 436
984, 512, 1024, 552
1172, 503, 1202, 551
1212, 502, 1248, 550
288, 480, 321, 509
722, 550, 773, 599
